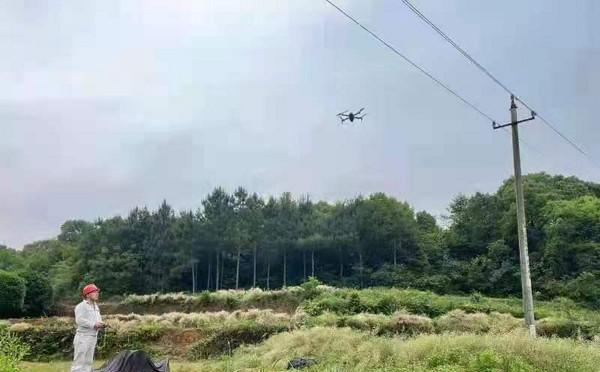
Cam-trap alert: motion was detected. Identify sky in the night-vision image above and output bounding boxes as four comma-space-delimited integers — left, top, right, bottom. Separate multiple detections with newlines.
1, 0, 599, 248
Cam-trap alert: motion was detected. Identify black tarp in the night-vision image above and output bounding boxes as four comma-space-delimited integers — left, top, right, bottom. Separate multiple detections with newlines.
94, 350, 169, 372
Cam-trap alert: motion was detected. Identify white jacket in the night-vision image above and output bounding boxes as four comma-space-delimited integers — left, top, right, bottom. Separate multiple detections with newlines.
74, 300, 102, 337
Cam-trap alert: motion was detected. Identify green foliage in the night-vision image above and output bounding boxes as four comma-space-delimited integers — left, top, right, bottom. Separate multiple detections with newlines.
188, 322, 288, 359
0, 271, 26, 318
9, 318, 168, 361
0, 329, 29, 372
9, 322, 73, 362
563, 272, 600, 308
3, 173, 600, 310
0, 247, 24, 272
299, 276, 322, 299
22, 271, 53, 317
537, 318, 598, 339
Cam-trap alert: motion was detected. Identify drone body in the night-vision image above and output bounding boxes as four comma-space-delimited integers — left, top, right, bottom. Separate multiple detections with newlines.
337, 108, 366, 124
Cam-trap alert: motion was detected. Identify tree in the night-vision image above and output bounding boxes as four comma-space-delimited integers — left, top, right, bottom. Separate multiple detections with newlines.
172, 211, 203, 293
0, 271, 25, 318
231, 187, 251, 289
58, 220, 93, 244
22, 270, 53, 316
202, 188, 234, 290
0, 246, 24, 272
416, 211, 438, 233
447, 192, 503, 260
245, 193, 265, 288
276, 193, 299, 288
542, 196, 600, 280
262, 197, 279, 289
356, 193, 419, 271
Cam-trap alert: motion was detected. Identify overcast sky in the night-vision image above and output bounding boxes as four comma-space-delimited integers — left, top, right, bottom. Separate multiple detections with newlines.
1, 0, 598, 248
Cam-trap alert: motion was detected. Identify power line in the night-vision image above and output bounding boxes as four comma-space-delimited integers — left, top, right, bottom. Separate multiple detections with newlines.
399, 0, 597, 166
324, 0, 547, 166
324, 0, 496, 123
399, 0, 513, 96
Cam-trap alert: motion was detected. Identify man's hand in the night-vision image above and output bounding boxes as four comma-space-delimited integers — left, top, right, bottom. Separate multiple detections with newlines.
94, 322, 105, 330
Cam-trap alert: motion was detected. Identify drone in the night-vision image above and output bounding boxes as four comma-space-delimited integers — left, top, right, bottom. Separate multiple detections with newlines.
337, 108, 366, 124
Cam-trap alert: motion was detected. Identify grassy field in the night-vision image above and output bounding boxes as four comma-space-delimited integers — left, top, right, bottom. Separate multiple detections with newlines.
9, 285, 600, 372
21, 361, 209, 372
22, 327, 600, 372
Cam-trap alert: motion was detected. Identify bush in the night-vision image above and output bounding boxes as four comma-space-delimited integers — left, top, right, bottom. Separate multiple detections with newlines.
434, 311, 524, 335
22, 270, 53, 317
0, 271, 26, 318
188, 322, 288, 359
10, 322, 74, 361
435, 310, 495, 334
9, 317, 169, 361
300, 277, 322, 299
537, 318, 597, 339
0, 329, 29, 372
564, 273, 600, 309
391, 312, 434, 335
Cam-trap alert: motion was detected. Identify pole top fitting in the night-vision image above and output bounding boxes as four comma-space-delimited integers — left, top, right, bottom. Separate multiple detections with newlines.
510, 95, 517, 110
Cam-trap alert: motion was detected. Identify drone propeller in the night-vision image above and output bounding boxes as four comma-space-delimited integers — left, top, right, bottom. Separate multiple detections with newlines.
356, 108, 365, 115
337, 110, 349, 116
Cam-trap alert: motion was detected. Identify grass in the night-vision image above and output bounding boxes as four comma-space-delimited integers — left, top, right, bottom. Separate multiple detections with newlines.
14, 285, 600, 372
22, 361, 214, 372
9, 309, 294, 361
23, 327, 600, 372
10, 306, 600, 361
114, 286, 315, 314
114, 286, 600, 326
196, 327, 600, 372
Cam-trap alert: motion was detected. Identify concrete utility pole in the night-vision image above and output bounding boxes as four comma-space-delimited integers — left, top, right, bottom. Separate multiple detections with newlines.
493, 95, 537, 337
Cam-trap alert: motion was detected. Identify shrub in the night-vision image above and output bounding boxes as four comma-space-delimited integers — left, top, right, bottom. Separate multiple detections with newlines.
435, 310, 492, 334
10, 322, 74, 361
188, 322, 288, 359
22, 270, 53, 317
0, 329, 29, 372
300, 276, 322, 299
348, 293, 364, 314
435, 310, 523, 335
564, 272, 600, 309
373, 295, 398, 315
0, 271, 26, 318
537, 318, 597, 339
391, 312, 434, 335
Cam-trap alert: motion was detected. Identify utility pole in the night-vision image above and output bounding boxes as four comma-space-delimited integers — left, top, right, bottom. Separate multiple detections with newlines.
493, 95, 537, 337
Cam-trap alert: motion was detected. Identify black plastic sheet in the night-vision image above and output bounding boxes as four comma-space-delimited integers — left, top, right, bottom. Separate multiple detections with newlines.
94, 350, 169, 372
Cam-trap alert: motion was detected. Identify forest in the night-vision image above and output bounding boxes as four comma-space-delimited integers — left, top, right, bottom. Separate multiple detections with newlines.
1, 172, 599, 317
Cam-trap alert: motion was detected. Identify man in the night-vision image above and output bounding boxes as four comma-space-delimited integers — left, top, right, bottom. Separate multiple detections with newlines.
71, 283, 104, 372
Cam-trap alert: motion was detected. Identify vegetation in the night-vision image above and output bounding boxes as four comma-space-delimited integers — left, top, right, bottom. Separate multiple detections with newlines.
21, 328, 600, 372
113, 285, 600, 325
1, 172, 599, 319
0, 329, 29, 372
0, 271, 26, 318
10, 284, 600, 362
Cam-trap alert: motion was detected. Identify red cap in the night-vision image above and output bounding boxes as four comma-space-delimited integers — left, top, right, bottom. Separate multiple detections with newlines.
82, 283, 100, 296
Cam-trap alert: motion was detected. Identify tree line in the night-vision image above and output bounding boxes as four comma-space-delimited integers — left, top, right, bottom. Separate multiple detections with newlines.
1, 172, 599, 317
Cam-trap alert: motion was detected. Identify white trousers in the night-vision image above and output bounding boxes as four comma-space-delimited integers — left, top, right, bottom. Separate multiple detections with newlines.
71, 334, 97, 372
